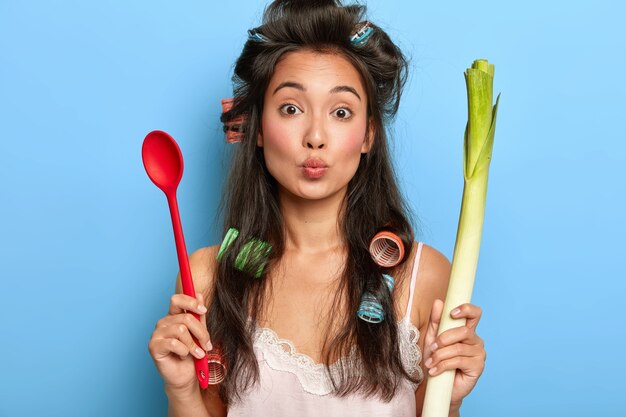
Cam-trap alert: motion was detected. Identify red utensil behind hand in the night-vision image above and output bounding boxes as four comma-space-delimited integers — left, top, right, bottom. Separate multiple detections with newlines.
142, 130, 209, 389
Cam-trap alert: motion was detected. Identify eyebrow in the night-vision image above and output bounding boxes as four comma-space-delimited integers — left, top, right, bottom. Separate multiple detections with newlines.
272, 81, 361, 101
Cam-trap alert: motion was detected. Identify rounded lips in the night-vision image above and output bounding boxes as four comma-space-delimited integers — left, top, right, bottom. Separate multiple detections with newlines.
302, 157, 328, 168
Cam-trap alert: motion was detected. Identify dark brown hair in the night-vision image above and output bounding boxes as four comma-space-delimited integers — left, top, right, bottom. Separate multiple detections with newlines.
210, 0, 423, 404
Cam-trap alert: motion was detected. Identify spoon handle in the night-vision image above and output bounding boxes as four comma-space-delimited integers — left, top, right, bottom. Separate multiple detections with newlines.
166, 191, 210, 389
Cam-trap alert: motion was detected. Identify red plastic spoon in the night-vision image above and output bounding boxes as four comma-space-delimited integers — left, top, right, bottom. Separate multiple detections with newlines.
141, 130, 209, 389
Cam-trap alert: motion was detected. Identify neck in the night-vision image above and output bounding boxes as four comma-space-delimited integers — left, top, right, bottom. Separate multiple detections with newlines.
278, 186, 348, 254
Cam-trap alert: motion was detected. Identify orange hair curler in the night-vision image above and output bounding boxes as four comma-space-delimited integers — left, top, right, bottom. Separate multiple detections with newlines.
369, 230, 404, 268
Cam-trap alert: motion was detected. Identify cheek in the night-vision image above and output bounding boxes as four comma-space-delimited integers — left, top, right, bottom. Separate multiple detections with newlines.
262, 118, 288, 147
261, 115, 293, 155
336, 124, 368, 158
329, 125, 367, 183
260, 117, 298, 179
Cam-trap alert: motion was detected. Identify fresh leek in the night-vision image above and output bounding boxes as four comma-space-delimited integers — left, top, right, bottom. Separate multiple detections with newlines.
421, 59, 500, 417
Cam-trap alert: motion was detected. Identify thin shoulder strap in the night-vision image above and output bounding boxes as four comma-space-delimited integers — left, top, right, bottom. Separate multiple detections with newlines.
404, 241, 424, 320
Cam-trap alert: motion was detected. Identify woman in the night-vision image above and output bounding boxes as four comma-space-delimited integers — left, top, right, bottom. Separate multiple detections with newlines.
148, 1, 486, 416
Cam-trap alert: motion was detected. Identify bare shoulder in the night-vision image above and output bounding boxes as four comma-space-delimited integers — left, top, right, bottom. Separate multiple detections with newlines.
412, 243, 452, 329
174, 244, 221, 306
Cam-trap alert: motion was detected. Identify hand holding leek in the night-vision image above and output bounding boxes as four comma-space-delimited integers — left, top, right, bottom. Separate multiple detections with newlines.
420, 59, 500, 417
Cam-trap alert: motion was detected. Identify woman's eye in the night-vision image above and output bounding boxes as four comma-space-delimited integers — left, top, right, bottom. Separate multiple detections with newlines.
279, 104, 302, 116
333, 107, 353, 120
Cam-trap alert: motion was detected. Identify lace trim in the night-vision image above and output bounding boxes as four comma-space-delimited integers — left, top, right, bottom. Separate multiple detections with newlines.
252, 316, 424, 396
398, 316, 425, 388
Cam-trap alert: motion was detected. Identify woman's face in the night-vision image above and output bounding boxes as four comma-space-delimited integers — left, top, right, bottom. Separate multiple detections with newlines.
258, 49, 373, 203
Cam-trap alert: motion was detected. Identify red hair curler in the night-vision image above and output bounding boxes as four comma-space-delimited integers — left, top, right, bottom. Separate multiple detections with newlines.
369, 230, 405, 268
221, 98, 246, 143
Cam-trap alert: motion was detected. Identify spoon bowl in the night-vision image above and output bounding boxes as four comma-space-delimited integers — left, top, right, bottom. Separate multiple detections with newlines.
142, 130, 183, 193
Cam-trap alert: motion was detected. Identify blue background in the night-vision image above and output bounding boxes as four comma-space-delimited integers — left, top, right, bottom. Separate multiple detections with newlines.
1, 0, 624, 415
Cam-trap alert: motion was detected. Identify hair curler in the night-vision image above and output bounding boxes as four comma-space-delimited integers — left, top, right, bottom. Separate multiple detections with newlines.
221, 98, 246, 143
206, 346, 227, 385
369, 230, 405, 268
357, 274, 395, 323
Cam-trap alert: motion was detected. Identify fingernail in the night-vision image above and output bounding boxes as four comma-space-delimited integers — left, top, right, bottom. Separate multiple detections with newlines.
429, 366, 437, 375
195, 347, 206, 358
206, 341, 213, 351
430, 342, 438, 351
451, 308, 461, 316
198, 304, 207, 314
425, 358, 433, 367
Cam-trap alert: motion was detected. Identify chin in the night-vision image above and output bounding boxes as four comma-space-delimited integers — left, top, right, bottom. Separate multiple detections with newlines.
296, 182, 348, 202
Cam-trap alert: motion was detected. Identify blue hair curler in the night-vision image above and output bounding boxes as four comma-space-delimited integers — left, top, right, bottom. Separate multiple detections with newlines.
357, 273, 395, 323
247, 28, 268, 43
350, 21, 373, 45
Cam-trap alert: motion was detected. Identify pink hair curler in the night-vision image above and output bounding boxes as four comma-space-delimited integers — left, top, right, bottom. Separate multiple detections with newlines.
369, 230, 405, 268
221, 98, 246, 143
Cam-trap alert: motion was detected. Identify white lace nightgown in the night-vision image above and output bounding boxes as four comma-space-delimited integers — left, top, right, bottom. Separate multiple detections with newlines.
228, 242, 426, 417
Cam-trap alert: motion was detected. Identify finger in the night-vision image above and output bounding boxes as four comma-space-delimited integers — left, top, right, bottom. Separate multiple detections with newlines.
177, 313, 211, 353
424, 342, 484, 370
159, 320, 207, 359
427, 355, 484, 378
150, 336, 195, 360
169, 293, 209, 316
423, 299, 444, 358
433, 326, 483, 350
450, 303, 482, 330
151, 326, 206, 359
156, 313, 208, 352
159, 294, 211, 351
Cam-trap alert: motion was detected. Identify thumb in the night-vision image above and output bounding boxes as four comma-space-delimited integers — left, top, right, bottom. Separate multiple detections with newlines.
196, 292, 211, 349
424, 298, 443, 357
196, 292, 207, 319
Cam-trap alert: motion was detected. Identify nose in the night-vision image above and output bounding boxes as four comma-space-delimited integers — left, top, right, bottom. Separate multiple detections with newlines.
303, 114, 326, 149
306, 139, 325, 149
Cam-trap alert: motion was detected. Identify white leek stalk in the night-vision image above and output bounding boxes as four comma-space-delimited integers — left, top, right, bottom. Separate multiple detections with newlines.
421, 59, 500, 417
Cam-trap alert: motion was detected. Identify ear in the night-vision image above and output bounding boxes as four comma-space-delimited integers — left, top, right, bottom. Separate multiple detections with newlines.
361, 118, 375, 153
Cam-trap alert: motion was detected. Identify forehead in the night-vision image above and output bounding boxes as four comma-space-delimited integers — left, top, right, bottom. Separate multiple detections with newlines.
268, 49, 366, 93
